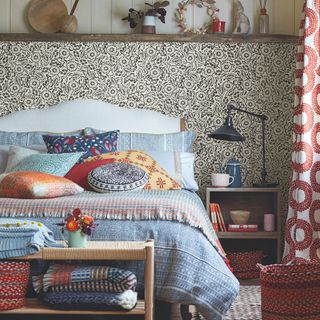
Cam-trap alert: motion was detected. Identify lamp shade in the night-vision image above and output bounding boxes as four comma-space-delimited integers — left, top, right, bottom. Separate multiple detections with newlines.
208, 115, 245, 141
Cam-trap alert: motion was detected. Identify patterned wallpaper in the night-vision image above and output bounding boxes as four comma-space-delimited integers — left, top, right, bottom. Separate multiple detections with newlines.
0, 41, 296, 208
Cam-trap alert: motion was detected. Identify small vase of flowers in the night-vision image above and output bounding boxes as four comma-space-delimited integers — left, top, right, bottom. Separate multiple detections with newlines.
59, 208, 96, 248
122, 1, 170, 34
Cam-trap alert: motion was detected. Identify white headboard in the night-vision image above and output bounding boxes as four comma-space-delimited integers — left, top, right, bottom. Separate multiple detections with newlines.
0, 99, 183, 133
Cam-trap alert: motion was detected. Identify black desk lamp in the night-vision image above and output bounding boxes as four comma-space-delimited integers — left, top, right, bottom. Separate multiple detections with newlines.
208, 103, 278, 188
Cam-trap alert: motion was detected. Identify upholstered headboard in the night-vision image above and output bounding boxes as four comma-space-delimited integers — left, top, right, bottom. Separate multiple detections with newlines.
0, 99, 184, 133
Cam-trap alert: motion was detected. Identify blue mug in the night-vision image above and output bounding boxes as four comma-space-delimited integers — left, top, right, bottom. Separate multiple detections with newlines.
226, 158, 242, 188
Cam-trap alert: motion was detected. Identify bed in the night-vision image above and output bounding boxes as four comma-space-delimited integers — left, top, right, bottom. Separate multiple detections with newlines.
0, 99, 239, 320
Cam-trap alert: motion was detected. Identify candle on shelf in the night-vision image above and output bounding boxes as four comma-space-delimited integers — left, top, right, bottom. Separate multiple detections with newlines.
264, 213, 275, 232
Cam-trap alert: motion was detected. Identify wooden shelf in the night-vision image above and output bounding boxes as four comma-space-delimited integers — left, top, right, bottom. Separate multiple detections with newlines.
2, 299, 145, 315
12, 241, 150, 260
206, 187, 282, 193
217, 231, 279, 239
1, 299, 145, 315
0, 33, 298, 43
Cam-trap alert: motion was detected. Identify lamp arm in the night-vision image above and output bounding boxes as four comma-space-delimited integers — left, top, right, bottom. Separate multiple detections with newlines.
227, 104, 268, 121
227, 103, 268, 184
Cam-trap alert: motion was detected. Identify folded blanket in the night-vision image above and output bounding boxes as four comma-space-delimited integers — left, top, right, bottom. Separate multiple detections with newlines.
33, 264, 137, 293
0, 218, 63, 258
43, 290, 138, 310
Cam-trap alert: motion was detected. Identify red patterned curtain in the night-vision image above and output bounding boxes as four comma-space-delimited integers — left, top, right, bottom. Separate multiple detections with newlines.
283, 1, 320, 263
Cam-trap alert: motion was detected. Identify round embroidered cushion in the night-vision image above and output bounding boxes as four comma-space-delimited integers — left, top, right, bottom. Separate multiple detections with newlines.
88, 162, 149, 192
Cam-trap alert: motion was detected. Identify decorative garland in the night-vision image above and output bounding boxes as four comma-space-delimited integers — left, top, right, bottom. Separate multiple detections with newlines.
175, 0, 219, 35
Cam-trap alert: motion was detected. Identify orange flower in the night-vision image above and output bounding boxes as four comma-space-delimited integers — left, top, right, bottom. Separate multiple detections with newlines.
82, 215, 94, 225
66, 219, 79, 232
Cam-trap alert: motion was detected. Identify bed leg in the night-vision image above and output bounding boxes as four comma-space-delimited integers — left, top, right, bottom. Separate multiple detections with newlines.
180, 304, 193, 320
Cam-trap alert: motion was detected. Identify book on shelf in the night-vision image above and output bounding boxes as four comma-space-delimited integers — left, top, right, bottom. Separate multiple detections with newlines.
227, 224, 259, 232
209, 203, 226, 232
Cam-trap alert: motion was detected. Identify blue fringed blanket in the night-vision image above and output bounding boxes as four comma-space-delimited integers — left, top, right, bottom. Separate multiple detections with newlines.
0, 190, 225, 257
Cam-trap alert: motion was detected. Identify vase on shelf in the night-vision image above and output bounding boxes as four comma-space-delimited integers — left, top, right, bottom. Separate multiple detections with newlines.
68, 230, 87, 248
259, 0, 269, 34
142, 15, 156, 34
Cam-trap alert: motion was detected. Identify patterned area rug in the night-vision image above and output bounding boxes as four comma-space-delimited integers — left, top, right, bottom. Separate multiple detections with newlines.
224, 286, 261, 320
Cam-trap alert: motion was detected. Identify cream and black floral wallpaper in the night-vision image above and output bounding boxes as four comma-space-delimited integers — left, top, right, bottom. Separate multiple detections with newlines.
0, 41, 296, 209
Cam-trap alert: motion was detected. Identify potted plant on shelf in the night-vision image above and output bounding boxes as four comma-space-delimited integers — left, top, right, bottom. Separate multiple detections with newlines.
122, 1, 170, 34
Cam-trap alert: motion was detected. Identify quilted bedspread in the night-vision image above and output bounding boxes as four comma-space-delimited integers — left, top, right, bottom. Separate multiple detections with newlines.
0, 190, 239, 319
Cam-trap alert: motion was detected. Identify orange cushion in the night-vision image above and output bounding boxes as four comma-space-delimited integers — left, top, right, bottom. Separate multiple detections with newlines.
0, 171, 83, 199
65, 158, 115, 190
85, 150, 181, 190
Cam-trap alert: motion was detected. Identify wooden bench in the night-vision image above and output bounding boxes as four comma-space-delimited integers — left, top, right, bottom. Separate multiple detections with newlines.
3, 240, 154, 320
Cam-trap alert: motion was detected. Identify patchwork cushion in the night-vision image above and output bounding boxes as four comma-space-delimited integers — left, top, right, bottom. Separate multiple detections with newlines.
88, 163, 148, 192
42, 131, 119, 162
85, 150, 181, 190
42, 290, 138, 310
5, 146, 41, 173
0, 171, 83, 199
8, 153, 83, 176
65, 158, 115, 190
84, 128, 195, 152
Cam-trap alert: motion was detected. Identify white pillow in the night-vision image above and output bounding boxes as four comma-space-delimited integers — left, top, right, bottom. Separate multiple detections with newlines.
147, 151, 198, 191
4, 145, 46, 173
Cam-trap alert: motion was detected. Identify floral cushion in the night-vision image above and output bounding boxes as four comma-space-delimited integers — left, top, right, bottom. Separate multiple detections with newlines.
42, 131, 119, 163
88, 163, 149, 192
65, 158, 115, 190
0, 171, 83, 199
8, 153, 83, 176
85, 150, 181, 190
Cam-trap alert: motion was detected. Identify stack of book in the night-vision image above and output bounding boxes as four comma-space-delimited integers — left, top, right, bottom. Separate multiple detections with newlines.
209, 203, 259, 233
228, 224, 258, 232
209, 203, 226, 232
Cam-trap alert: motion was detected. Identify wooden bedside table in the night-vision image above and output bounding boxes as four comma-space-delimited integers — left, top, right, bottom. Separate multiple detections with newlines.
206, 187, 281, 264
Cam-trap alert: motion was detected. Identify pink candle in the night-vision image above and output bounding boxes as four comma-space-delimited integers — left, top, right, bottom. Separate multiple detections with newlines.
264, 213, 275, 232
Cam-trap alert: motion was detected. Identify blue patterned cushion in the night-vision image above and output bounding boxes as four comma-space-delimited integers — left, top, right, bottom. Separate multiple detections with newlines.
88, 163, 149, 192
9, 153, 83, 176
83, 128, 195, 152
42, 131, 119, 163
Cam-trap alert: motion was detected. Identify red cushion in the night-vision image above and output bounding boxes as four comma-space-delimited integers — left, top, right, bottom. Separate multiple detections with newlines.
65, 159, 115, 190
